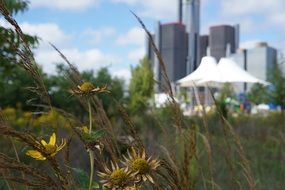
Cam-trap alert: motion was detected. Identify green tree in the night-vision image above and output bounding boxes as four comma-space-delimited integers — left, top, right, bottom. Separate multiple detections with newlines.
215, 83, 235, 118
0, 0, 38, 73
128, 57, 154, 113
46, 65, 124, 118
0, 0, 38, 109
247, 83, 269, 105
269, 63, 285, 110
83, 67, 124, 115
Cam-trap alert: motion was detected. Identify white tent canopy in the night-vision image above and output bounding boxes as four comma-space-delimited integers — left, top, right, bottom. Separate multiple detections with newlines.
177, 56, 221, 87
178, 57, 270, 86
214, 58, 269, 85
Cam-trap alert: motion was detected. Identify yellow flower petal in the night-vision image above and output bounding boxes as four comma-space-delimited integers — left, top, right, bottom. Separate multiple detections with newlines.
82, 126, 89, 134
41, 140, 47, 146
56, 139, 66, 152
26, 150, 46, 160
49, 133, 56, 146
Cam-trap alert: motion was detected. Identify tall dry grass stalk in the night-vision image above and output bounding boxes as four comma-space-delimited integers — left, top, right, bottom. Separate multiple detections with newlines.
0, 1, 257, 189
0, 1, 51, 106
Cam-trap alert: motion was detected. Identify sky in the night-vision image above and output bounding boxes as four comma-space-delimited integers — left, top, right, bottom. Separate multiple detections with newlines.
2, 0, 285, 81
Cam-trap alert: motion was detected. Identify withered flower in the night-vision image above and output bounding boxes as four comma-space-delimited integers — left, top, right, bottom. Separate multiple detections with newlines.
72, 82, 109, 96
122, 148, 160, 183
98, 162, 136, 190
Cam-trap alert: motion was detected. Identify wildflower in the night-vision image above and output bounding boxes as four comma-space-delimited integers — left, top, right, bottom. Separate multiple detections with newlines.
23, 111, 33, 119
122, 148, 160, 183
72, 82, 109, 96
26, 133, 66, 160
82, 125, 89, 134
98, 162, 135, 190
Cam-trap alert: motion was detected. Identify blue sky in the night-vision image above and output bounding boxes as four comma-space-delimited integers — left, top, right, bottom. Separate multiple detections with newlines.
2, 0, 284, 81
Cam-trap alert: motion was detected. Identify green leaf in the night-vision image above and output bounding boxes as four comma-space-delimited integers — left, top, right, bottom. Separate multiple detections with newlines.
70, 167, 100, 189
82, 128, 106, 141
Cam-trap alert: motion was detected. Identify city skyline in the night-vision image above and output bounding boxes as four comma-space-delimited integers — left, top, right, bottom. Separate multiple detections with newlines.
1, 0, 284, 82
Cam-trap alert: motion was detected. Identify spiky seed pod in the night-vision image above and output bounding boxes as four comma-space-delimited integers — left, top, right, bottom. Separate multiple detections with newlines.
122, 147, 160, 184
97, 162, 137, 190
71, 82, 110, 96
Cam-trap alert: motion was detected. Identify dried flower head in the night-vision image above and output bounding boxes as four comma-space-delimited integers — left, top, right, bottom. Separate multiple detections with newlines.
26, 133, 66, 160
122, 148, 160, 183
72, 81, 109, 96
98, 162, 136, 190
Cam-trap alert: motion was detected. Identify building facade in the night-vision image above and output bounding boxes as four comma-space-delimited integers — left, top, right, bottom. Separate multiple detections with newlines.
230, 42, 277, 92
210, 25, 238, 61
199, 35, 209, 60
147, 22, 188, 91
148, 0, 202, 92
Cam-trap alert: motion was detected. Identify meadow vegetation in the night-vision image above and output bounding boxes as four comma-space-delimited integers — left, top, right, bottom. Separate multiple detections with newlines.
0, 1, 284, 190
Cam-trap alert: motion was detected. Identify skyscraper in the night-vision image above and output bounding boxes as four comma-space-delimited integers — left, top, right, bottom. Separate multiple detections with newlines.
147, 0, 201, 92
148, 22, 188, 91
199, 35, 209, 62
209, 25, 237, 61
184, 0, 200, 73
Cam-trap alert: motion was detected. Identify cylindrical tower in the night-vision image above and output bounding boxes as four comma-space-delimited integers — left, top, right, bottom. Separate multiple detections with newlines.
186, 0, 200, 74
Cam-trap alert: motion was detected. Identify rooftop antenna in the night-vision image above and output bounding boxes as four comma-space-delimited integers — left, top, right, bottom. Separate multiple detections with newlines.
178, 0, 183, 23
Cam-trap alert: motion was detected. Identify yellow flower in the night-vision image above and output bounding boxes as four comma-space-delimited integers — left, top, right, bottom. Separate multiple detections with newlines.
122, 148, 160, 183
72, 82, 110, 96
97, 162, 136, 190
23, 111, 32, 119
26, 133, 66, 160
82, 125, 89, 134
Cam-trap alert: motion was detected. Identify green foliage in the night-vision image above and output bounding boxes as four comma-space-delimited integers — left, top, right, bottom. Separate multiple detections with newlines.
70, 167, 99, 189
0, 0, 38, 74
218, 83, 235, 100
0, 67, 35, 109
269, 63, 285, 109
82, 128, 106, 141
45, 63, 85, 117
191, 112, 285, 189
247, 83, 270, 105
215, 83, 235, 118
81, 67, 125, 115
129, 57, 154, 113
2, 0, 28, 15
0, 0, 38, 109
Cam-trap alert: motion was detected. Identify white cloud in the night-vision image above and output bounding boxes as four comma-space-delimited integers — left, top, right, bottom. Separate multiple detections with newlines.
20, 22, 71, 49
35, 48, 121, 74
219, 0, 285, 30
0, 19, 10, 28
220, 0, 284, 16
82, 27, 116, 45
111, 0, 176, 20
268, 13, 285, 30
29, 0, 99, 10
139, 0, 176, 20
0, 20, 71, 49
0, 20, 125, 77
116, 27, 145, 46
112, 0, 138, 5
111, 68, 131, 82
128, 47, 145, 62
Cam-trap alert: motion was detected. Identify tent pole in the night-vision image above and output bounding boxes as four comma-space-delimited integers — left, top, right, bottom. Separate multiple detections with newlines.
193, 83, 201, 107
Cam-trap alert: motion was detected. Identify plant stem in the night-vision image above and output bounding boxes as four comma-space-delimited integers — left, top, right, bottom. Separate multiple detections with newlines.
10, 137, 28, 190
2, 172, 12, 190
88, 100, 94, 190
